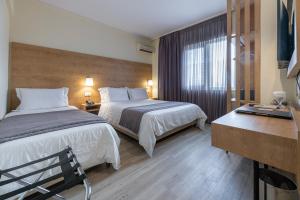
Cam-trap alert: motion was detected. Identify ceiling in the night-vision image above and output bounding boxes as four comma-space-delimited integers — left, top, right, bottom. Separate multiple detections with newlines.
40, 0, 226, 39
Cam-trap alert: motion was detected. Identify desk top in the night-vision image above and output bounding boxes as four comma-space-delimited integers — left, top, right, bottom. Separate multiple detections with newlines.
212, 107, 298, 174
213, 108, 298, 141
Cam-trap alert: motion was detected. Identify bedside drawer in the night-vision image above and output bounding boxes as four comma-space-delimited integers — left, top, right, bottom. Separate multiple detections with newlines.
81, 103, 101, 115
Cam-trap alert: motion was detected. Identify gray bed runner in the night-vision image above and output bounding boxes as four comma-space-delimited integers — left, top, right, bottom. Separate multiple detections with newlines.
0, 110, 106, 144
119, 102, 189, 134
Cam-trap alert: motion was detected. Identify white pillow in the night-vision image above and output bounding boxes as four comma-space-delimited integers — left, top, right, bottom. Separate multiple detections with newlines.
128, 88, 149, 101
99, 87, 129, 103
16, 88, 69, 111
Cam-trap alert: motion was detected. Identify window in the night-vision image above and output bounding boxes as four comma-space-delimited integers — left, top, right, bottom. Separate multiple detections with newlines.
183, 46, 205, 89
182, 36, 227, 91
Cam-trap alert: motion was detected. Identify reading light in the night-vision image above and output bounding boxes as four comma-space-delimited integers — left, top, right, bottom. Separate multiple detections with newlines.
84, 91, 92, 97
85, 77, 94, 87
147, 80, 153, 87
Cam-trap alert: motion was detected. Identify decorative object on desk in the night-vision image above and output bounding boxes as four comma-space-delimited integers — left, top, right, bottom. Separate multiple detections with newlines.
272, 91, 287, 108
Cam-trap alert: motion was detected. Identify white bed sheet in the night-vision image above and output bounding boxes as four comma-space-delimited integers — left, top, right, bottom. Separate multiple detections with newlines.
0, 106, 120, 196
5, 106, 79, 118
99, 99, 207, 156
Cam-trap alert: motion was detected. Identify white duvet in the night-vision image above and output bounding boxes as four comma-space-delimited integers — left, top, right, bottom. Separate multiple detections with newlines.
0, 106, 120, 196
99, 99, 207, 156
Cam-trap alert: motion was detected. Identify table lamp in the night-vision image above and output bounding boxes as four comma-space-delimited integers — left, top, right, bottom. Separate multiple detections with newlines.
147, 80, 153, 87
85, 77, 94, 105
147, 80, 153, 98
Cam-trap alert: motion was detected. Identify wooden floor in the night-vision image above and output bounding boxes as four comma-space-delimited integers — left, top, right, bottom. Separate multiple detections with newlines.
64, 126, 254, 200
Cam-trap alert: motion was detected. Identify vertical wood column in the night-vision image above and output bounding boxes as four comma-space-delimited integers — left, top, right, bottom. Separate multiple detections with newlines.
227, 0, 232, 112
235, 0, 241, 108
254, 0, 261, 103
228, 0, 261, 110
244, 0, 251, 102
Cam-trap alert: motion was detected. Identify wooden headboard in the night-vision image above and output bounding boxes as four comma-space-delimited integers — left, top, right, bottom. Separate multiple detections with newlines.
9, 42, 152, 110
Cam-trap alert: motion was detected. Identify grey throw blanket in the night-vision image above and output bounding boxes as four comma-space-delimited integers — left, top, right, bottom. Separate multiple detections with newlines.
0, 110, 106, 144
119, 102, 189, 134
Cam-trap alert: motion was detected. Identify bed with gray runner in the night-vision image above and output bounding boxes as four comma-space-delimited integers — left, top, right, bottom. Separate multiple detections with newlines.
119, 102, 190, 134
0, 110, 106, 144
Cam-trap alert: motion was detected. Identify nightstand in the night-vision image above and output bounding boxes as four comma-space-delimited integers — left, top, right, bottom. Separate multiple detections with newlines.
81, 103, 101, 115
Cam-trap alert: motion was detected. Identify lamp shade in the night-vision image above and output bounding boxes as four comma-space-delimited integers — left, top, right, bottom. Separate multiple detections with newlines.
147, 80, 153, 87
85, 77, 94, 87
84, 91, 92, 97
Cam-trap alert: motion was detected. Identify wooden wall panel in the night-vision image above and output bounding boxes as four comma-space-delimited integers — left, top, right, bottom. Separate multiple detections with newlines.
227, 0, 232, 112
254, 0, 261, 103
244, 0, 251, 102
9, 42, 152, 110
228, 0, 260, 108
235, 0, 241, 108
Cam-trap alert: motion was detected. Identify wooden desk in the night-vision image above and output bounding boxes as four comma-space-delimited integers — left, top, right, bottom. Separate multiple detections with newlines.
211, 108, 298, 199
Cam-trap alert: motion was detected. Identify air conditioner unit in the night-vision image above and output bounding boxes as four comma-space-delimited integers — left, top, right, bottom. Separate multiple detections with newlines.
137, 43, 155, 54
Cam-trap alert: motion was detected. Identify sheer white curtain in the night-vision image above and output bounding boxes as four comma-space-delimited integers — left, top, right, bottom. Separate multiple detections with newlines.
182, 37, 227, 91
158, 14, 227, 122
181, 36, 227, 122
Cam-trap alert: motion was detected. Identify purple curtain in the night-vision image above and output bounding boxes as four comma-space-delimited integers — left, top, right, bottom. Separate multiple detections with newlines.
158, 14, 227, 122
158, 31, 182, 101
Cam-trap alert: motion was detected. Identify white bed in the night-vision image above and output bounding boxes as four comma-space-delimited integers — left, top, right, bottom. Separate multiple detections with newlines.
99, 99, 207, 156
0, 106, 120, 196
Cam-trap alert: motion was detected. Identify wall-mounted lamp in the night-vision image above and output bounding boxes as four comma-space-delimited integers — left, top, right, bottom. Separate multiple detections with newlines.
84, 77, 94, 105
85, 77, 94, 87
147, 80, 153, 98
147, 80, 153, 87
84, 91, 92, 97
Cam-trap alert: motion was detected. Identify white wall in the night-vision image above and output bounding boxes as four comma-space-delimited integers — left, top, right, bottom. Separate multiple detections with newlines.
0, 0, 10, 118
10, 0, 152, 64
260, 0, 296, 104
